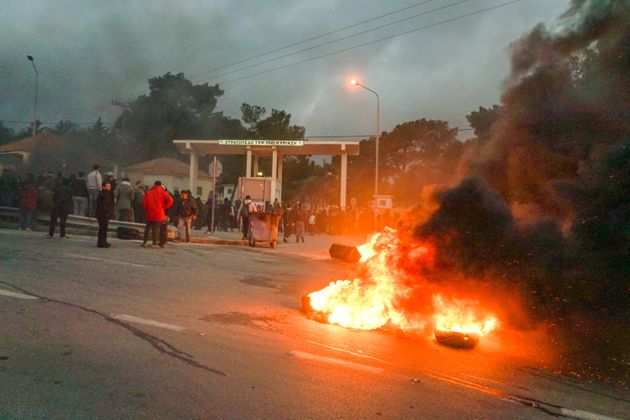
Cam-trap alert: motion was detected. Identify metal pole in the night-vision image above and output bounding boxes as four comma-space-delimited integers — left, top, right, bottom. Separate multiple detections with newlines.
211, 155, 217, 232
27, 56, 38, 139
355, 83, 380, 196
33, 69, 38, 138
354, 81, 380, 230
375, 93, 380, 197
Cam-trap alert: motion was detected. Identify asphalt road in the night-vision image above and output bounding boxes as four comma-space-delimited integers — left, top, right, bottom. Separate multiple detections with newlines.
1, 229, 628, 419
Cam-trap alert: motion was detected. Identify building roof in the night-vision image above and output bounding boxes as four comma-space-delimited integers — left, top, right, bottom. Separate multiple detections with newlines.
124, 157, 212, 180
0, 131, 63, 153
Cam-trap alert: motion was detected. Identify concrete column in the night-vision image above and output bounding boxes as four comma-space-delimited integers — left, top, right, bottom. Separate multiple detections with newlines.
246, 147, 252, 177
340, 146, 348, 209
271, 147, 278, 179
277, 153, 284, 202
253, 155, 260, 176
188, 150, 198, 193
277, 153, 283, 182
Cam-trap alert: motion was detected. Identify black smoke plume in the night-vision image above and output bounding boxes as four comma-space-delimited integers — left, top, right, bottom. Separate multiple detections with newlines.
414, 177, 566, 320
417, 0, 630, 312
474, 0, 630, 218
410, 0, 629, 382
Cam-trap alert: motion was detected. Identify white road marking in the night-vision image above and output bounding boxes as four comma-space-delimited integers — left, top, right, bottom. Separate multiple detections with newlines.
559, 407, 620, 420
63, 253, 147, 267
111, 314, 185, 331
289, 350, 383, 374
304, 339, 394, 365
0, 289, 38, 300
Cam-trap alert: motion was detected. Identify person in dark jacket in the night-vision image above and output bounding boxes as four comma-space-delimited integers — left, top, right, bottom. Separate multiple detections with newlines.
96, 181, 115, 248
48, 178, 73, 238
176, 190, 198, 242
220, 198, 233, 232
294, 202, 307, 243
72, 171, 89, 216
133, 181, 145, 223
205, 192, 214, 233
169, 190, 181, 227
194, 196, 204, 230
282, 203, 295, 243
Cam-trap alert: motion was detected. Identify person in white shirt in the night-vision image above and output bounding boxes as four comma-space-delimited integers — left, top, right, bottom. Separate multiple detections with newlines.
86, 164, 102, 217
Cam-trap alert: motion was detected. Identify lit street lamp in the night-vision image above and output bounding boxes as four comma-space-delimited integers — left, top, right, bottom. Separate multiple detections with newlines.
350, 79, 380, 197
27, 55, 39, 139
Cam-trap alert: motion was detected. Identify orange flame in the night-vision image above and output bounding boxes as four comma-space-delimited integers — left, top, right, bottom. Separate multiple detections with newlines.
433, 295, 498, 336
308, 228, 426, 330
307, 228, 499, 337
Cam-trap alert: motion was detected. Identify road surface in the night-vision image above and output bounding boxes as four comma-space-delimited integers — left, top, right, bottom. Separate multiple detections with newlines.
1, 229, 628, 418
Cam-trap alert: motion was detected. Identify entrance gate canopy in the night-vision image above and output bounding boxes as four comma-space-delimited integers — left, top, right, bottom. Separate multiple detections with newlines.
173, 139, 360, 208
173, 139, 359, 156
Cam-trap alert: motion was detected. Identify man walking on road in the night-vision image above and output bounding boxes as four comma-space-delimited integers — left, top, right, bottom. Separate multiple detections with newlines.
295, 202, 306, 243
176, 190, 198, 242
86, 164, 102, 217
48, 178, 73, 239
142, 181, 173, 248
96, 181, 115, 248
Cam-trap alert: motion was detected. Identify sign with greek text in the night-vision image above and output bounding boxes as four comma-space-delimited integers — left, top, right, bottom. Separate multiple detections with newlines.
218, 139, 304, 146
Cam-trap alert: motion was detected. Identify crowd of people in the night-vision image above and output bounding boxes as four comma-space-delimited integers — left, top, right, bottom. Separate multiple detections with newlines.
1, 164, 399, 248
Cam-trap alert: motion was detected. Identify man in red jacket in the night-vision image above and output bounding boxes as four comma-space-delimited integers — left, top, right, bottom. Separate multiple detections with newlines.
141, 181, 174, 248
18, 173, 38, 230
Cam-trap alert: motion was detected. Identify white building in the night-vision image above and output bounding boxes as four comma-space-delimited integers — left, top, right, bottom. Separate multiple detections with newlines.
123, 157, 213, 199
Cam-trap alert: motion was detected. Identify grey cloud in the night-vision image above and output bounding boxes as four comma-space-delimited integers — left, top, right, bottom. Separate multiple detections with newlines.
2, 0, 570, 137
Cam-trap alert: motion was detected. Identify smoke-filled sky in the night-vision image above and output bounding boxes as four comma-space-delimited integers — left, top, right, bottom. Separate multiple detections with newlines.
1, 0, 571, 138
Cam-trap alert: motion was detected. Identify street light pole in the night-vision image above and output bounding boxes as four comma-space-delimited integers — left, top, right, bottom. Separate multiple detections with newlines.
350, 79, 380, 197
27, 55, 38, 139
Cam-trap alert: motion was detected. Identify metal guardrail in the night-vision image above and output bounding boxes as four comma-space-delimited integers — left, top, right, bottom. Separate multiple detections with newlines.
0, 206, 176, 237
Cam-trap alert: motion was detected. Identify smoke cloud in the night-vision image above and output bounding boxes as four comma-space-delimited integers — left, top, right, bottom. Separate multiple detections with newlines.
413, 0, 629, 320
470, 0, 630, 219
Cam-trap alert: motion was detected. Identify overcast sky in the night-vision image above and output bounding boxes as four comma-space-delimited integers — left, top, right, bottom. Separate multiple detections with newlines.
1, 0, 571, 139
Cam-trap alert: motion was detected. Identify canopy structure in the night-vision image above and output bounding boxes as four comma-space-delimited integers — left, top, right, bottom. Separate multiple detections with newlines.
173, 139, 360, 207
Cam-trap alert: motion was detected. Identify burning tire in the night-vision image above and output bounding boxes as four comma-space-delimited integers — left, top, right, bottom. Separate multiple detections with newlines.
301, 295, 329, 324
434, 330, 479, 349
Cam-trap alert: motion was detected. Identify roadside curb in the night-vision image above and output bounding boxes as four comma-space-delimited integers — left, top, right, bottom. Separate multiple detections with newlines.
188, 237, 248, 246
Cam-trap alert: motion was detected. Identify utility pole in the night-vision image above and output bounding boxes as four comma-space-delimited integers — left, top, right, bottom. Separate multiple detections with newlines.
111, 100, 131, 177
